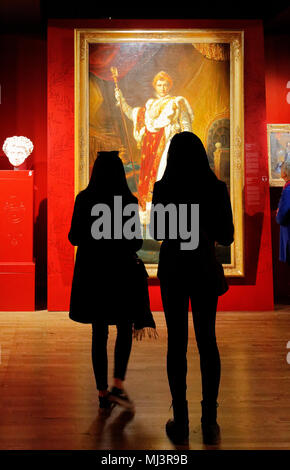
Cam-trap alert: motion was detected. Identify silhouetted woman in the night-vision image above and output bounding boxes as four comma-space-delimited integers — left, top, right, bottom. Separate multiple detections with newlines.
151, 132, 234, 445
68, 151, 156, 413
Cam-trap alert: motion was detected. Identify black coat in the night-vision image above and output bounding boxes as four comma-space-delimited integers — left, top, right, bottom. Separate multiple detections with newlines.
68, 189, 153, 326
152, 177, 234, 296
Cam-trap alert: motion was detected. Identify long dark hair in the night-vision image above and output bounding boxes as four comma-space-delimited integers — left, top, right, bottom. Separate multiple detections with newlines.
160, 131, 217, 200
86, 151, 134, 199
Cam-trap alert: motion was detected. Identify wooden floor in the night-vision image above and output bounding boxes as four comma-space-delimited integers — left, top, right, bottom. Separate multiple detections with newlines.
0, 307, 290, 451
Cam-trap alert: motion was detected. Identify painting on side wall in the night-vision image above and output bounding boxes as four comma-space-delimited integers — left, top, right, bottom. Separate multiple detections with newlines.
267, 124, 290, 186
75, 29, 245, 277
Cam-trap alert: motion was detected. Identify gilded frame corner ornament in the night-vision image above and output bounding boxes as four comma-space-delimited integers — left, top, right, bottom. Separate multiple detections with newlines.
74, 28, 245, 278
267, 123, 290, 187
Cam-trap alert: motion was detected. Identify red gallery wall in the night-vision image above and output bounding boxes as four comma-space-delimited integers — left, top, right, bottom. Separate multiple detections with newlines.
265, 33, 290, 303
47, 19, 274, 312
265, 34, 290, 124
0, 34, 47, 308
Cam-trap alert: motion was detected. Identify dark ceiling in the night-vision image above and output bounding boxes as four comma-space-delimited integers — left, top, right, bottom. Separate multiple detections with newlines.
0, 0, 290, 34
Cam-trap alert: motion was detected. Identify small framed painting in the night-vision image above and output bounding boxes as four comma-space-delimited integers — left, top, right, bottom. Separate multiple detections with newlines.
267, 123, 290, 187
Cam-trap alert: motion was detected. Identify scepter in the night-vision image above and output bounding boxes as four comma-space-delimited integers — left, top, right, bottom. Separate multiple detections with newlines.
111, 66, 138, 189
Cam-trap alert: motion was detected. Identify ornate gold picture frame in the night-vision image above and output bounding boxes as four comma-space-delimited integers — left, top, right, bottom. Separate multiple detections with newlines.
267, 123, 290, 187
75, 29, 244, 277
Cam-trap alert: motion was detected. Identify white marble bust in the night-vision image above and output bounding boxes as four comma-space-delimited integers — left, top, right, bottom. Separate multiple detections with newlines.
2, 136, 34, 169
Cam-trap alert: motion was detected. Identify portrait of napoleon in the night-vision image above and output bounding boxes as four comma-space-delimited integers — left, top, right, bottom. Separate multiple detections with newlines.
88, 42, 231, 264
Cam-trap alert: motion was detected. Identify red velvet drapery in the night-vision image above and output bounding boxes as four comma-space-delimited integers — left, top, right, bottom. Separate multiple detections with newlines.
89, 43, 153, 80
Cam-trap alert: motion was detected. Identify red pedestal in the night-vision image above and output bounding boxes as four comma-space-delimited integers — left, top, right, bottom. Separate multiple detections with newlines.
0, 171, 35, 310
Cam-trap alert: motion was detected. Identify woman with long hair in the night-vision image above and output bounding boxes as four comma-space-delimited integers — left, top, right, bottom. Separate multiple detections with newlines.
68, 151, 156, 413
151, 132, 234, 445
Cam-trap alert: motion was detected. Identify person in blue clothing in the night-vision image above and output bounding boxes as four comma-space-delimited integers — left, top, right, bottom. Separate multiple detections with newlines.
276, 160, 290, 265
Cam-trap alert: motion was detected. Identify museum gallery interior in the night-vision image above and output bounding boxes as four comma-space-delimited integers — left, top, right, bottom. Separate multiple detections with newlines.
0, 0, 290, 452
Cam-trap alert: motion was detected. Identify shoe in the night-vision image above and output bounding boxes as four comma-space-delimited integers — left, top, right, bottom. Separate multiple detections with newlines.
201, 400, 220, 445
201, 422, 220, 445
166, 419, 189, 445
166, 399, 189, 445
99, 393, 115, 409
108, 387, 134, 410
98, 393, 115, 413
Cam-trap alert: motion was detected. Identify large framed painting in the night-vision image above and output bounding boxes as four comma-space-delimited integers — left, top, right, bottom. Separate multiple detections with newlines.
267, 123, 290, 187
75, 29, 244, 277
